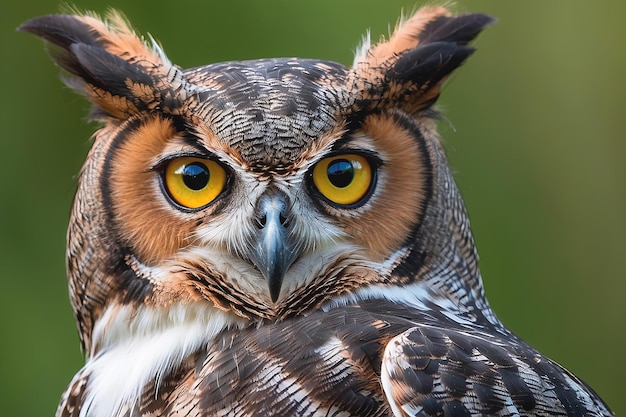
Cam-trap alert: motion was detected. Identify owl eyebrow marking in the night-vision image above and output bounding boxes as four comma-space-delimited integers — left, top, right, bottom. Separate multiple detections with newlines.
329, 133, 380, 154
328, 133, 356, 150
180, 134, 213, 154
323, 129, 385, 171
322, 147, 384, 170
150, 151, 209, 172
149, 135, 220, 172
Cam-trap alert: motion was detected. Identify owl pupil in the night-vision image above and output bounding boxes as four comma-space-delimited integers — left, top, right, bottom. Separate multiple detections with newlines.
182, 162, 209, 190
327, 159, 354, 188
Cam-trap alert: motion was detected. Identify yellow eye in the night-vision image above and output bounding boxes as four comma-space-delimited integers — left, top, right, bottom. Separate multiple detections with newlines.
312, 154, 374, 206
163, 157, 226, 209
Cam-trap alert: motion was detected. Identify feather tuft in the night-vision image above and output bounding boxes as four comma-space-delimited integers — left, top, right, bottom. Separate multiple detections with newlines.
18, 11, 186, 120
349, 6, 495, 115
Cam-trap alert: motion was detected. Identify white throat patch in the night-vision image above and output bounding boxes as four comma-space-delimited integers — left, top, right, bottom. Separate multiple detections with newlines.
75, 302, 247, 417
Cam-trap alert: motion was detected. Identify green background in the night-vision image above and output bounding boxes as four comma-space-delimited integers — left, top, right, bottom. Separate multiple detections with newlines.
2, 1, 624, 415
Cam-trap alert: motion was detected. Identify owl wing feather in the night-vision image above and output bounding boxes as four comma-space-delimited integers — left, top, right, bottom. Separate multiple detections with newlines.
381, 321, 611, 417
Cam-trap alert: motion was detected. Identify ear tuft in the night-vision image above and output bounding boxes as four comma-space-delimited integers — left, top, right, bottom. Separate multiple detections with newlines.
350, 6, 495, 115
18, 11, 187, 120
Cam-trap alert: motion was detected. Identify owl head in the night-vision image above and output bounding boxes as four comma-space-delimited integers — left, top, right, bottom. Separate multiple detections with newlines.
20, 7, 494, 354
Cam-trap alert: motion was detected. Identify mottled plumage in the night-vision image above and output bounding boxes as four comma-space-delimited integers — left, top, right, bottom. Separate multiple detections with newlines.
20, 6, 611, 417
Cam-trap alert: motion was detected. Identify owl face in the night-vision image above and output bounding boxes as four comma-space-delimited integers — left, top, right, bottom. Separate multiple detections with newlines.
80, 61, 433, 314
20, 8, 492, 353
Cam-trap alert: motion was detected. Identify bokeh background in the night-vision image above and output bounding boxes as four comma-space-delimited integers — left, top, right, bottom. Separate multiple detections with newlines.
2, 0, 624, 415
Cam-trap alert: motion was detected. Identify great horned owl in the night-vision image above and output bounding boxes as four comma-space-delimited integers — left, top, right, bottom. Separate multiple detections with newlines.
19, 5, 612, 417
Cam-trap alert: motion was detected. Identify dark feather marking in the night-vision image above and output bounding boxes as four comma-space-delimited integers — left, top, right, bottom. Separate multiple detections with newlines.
20, 14, 186, 119
472, 379, 506, 414
442, 399, 472, 417
390, 42, 475, 85
18, 15, 104, 50
420, 395, 444, 415
498, 367, 536, 411
350, 13, 495, 119
475, 339, 516, 367
473, 337, 537, 410
117, 255, 154, 304
71, 43, 154, 96
384, 110, 433, 280
99, 117, 142, 243
531, 357, 591, 416
18, 15, 130, 93
419, 328, 449, 358
419, 14, 497, 46
98, 117, 155, 305
441, 362, 469, 398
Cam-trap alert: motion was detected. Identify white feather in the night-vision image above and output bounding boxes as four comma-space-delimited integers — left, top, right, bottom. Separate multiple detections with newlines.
352, 30, 371, 67
80, 302, 247, 417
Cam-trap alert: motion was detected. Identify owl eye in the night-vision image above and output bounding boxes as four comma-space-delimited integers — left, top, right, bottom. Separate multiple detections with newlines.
312, 154, 374, 206
163, 157, 227, 209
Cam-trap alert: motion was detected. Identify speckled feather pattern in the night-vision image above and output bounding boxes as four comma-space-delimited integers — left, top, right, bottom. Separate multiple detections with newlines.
19, 5, 612, 417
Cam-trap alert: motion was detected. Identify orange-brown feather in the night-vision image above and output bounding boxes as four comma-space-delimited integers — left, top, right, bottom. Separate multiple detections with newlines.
109, 117, 196, 264
365, 6, 451, 67
75, 12, 164, 64
342, 114, 429, 261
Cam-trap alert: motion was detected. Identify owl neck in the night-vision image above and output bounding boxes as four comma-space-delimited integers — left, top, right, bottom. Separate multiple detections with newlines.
389, 142, 495, 323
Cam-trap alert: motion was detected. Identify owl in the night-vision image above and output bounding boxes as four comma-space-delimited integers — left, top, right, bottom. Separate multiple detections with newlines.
20, 5, 612, 417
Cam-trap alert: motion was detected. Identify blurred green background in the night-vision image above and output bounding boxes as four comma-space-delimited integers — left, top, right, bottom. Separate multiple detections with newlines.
2, 0, 624, 415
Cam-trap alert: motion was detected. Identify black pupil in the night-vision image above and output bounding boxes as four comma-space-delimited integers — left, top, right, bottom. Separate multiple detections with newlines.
182, 162, 210, 190
327, 159, 354, 188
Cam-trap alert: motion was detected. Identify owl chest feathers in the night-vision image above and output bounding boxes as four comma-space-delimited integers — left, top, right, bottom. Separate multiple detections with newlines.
71, 280, 484, 417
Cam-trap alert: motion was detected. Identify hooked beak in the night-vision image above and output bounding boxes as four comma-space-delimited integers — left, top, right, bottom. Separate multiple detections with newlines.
250, 191, 298, 302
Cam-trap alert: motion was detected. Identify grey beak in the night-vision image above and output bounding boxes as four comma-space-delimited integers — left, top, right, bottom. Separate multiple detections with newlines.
250, 191, 298, 302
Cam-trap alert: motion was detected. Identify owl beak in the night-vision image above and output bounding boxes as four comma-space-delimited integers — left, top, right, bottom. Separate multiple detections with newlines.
251, 192, 298, 302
